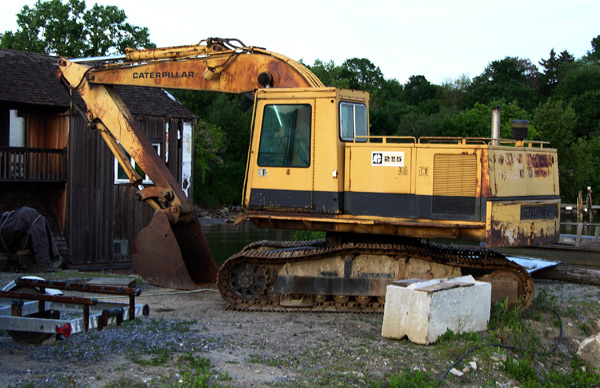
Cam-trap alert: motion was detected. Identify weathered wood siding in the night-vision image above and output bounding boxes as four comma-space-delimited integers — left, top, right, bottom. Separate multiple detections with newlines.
67, 114, 189, 267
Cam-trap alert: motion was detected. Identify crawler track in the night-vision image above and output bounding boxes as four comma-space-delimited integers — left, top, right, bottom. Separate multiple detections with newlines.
217, 239, 534, 312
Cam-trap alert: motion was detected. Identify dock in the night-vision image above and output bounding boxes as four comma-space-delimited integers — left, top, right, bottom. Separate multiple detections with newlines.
498, 223, 600, 270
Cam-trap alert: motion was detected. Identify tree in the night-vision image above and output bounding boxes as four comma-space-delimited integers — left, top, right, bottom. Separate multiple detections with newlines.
538, 49, 575, 97
0, 0, 154, 57
467, 57, 538, 111
369, 78, 406, 135
193, 120, 226, 186
531, 99, 597, 203
403, 75, 438, 107
583, 34, 600, 63
570, 90, 600, 139
438, 101, 532, 139
554, 62, 600, 99
438, 103, 491, 138
439, 74, 471, 110
170, 90, 252, 207
533, 99, 576, 152
307, 59, 350, 89
559, 138, 598, 203
338, 58, 384, 91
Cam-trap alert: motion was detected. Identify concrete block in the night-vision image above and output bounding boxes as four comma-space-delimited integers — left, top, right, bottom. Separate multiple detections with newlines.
577, 333, 600, 374
381, 275, 491, 345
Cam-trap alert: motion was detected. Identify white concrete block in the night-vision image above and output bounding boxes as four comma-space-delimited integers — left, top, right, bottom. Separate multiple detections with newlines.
577, 333, 600, 373
381, 275, 491, 345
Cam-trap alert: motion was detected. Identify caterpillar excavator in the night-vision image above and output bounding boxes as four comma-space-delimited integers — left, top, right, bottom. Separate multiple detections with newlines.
57, 38, 560, 312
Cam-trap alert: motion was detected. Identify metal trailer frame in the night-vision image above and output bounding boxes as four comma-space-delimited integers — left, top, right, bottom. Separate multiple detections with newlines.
0, 277, 149, 340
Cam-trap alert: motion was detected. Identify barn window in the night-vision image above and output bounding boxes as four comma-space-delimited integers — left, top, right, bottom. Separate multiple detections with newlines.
114, 141, 161, 185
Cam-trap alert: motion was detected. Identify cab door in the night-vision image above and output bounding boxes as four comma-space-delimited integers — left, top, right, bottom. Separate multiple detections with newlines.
245, 101, 315, 211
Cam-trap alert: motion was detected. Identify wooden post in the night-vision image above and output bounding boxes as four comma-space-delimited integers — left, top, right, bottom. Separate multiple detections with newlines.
534, 265, 600, 286
587, 187, 593, 223
577, 190, 583, 223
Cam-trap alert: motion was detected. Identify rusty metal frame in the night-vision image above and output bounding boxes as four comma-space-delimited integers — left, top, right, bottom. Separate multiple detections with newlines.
0, 278, 149, 339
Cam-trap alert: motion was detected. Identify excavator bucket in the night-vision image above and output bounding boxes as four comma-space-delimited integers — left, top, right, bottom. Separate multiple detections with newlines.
132, 212, 219, 290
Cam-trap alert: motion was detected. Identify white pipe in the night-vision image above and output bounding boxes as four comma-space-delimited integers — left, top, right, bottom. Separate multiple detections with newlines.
491, 106, 501, 146
68, 54, 127, 63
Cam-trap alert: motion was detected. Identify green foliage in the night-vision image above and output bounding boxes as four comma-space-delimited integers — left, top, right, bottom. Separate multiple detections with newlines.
170, 90, 252, 207
104, 377, 147, 388
503, 356, 600, 388
554, 62, 600, 100
193, 120, 226, 184
437, 102, 493, 137
0, 0, 154, 57
438, 328, 483, 344
533, 99, 577, 150
467, 57, 539, 111
492, 292, 600, 388
393, 106, 456, 138
558, 138, 599, 203
388, 369, 437, 388
172, 354, 212, 388
130, 347, 172, 366
439, 74, 471, 109
538, 49, 575, 97
532, 98, 599, 203
308, 59, 351, 88
503, 357, 538, 384
531, 287, 556, 310
339, 57, 385, 91
489, 298, 523, 345
403, 75, 439, 106
570, 89, 600, 138
291, 230, 326, 241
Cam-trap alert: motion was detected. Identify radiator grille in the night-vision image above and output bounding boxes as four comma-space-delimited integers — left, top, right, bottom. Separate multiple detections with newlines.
433, 154, 477, 215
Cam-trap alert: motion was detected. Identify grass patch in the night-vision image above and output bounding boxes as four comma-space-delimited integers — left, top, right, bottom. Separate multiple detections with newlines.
503, 356, 600, 387
388, 369, 437, 388
104, 377, 147, 388
248, 354, 285, 367
130, 347, 172, 366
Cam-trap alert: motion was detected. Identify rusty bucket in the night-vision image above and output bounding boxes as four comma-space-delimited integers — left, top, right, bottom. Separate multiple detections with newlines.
132, 212, 219, 290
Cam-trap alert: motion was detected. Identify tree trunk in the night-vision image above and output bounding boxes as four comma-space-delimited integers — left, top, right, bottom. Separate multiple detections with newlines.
533, 264, 600, 286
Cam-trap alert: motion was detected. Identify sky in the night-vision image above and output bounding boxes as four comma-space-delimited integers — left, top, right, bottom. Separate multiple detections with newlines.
1, 0, 599, 85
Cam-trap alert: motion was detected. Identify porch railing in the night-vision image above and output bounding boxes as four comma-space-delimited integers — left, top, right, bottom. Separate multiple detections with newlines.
0, 146, 67, 182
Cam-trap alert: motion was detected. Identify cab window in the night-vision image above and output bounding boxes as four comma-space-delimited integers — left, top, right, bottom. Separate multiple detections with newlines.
258, 104, 311, 167
340, 102, 367, 142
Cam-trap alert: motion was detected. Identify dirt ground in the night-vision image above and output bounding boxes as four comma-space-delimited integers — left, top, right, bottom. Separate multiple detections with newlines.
1, 270, 600, 388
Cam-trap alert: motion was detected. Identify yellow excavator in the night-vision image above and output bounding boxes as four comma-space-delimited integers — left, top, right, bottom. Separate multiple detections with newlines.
57, 38, 560, 312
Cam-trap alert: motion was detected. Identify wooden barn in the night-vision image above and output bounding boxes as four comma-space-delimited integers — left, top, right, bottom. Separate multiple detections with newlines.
0, 48, 196, 270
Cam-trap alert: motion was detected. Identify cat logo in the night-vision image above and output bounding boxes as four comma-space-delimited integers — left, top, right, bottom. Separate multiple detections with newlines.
372, 152, 383, 165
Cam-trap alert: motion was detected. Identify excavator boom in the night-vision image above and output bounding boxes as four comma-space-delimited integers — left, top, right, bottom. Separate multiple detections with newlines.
57, 38, 324, 289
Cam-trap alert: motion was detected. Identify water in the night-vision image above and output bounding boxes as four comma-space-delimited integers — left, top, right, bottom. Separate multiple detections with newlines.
201, 211, 598, 267
201, 221, 295, 266
560, 212, 599, 237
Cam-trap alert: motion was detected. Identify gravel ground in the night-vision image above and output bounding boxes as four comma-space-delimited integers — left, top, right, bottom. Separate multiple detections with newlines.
1, 270, 600, 388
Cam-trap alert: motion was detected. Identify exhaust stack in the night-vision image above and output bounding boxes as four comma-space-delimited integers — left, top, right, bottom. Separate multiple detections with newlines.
491, 106, 501, 145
